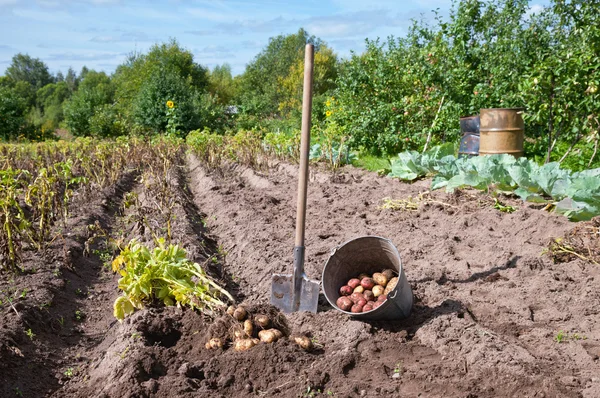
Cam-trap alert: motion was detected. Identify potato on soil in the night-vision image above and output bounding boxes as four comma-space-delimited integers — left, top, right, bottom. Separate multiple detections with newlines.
293, 336, 313, 351
233, 306, 247, 321
259, 329, 282, 343
351, 304, 364, 313
372, 272, 388, 287
361, 277, 375, 290
255, 314, 271, 329
233, 339, 258, 351
233, 338, 257, 351
205, 337, 224, 349
349, 292, 364, 304
234, 328, 246, 339
384, 277, 398, 295
226, 305, 235, 316
363, 290, 375, 302
339, 285, 353, 296
382, 269, 395, 280
336, 296, 353, 311
353, 285, 365, 294
243, 319, 254, 337
347, 278, 361, 289
372, 285, 385, 297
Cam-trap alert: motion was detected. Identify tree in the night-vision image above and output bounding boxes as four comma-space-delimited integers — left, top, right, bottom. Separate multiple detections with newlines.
0, 86, 27, 140
55, 71, 65, 82
236, 28, 328, 117
5, 53, 53, 91
36, 81, 71, 129
65, 67, 78, 92
112, 39, 209, 124
63, 70, 114, 136
208, 64, 236, 105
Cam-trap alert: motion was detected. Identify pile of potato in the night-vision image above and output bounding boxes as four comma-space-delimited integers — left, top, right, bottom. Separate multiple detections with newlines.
335, 269, 398, 313
205, 305, 312, 352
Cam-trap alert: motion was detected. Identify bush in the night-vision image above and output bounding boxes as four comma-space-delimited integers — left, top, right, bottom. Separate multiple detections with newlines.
0, 86, 28, 140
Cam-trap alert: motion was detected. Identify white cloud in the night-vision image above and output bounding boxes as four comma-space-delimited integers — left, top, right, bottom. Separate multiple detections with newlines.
12, 8, 72, 21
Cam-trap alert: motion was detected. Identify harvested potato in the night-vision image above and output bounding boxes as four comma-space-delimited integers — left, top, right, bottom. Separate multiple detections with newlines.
255, 314, 270, 329
233, 338, 257, 351
377, 294, 388, 302
349, 292, 364, 304
373, 301, 382, 309
226, 305, 235, 316
363, 290, 375, 302
339, 285, 353, 296
259, 329, 282, 343
336, 296, 353, 311
353, 285, 365, 294
293, 336, 313, 351
347, 278, 361, 289
384, 277, 398, 295
351, 304, 364, 313
243, 319, 254, 337
382, 269, 395, 280
372, 272, 388, 287
372, 285, 385, 297
363, 303, 374, 312
234, 328, 246, 339
358, 273, 370, 280
356, 298, 367, 308
233, 306, 247, 321
205, 337, 224, 349
361, 277, 375, 290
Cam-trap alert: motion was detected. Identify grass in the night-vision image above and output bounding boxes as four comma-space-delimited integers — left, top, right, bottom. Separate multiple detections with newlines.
351, 153, 391, 173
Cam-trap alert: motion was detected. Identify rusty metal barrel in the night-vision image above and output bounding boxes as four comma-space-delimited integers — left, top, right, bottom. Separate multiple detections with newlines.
458, 115, 480, 158
479, 108, 524, 157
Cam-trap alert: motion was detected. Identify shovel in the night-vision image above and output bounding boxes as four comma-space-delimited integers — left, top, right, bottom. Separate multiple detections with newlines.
270, 43, 320, 313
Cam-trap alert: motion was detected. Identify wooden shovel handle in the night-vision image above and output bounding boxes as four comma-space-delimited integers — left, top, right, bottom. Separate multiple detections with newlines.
295, 43, 314, 248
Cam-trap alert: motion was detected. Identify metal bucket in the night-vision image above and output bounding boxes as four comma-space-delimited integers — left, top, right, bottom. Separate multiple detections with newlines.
322, 236, 413, 321
458, 115, 480, 158
479, 108, 524, 158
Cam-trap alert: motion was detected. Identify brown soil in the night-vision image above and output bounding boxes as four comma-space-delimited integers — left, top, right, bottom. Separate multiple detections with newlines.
1, 154, 600, 398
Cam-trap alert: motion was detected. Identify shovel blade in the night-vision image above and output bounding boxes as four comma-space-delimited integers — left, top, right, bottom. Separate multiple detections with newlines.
271, 273, 320, 313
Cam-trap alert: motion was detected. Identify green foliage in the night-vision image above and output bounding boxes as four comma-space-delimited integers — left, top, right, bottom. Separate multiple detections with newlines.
208, 64, 236, 104
112, 238, 233, 320
6, 53, 53, 91
0, 86, 28, 140
133, 66, 196, 133
236, 28, 337, 120
63, 71, 114, 136
391, 145, 600, 221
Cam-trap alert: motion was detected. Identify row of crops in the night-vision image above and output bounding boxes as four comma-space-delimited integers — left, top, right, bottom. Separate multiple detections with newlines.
389, 144, 600, 221
0, 136, 182, 272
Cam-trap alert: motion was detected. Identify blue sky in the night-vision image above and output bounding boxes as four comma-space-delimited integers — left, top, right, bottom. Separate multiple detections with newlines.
0, 0, 547, 77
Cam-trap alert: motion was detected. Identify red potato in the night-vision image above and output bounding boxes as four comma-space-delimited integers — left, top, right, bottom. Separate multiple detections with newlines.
347, 278, 361, 289
353, 285, 365, 294
358, 273, 370, 280
351, 304, 364, 313
356, 298, 367, 308
382, 269, 395, 280
372, 301, 382, 309
377, 294, 388, 302
339, 285, 353, 296
363, 303, 374, 312
336, 296, 353, 311
363, 290, 375, 302
349, 292, 364, 304
361, 277, 375, 290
